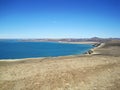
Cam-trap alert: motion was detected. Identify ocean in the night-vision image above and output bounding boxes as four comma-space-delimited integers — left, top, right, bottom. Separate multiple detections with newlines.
0, 40, 93, 59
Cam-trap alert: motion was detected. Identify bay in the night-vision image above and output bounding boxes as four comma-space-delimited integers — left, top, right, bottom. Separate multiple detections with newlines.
0, 40, 93, 59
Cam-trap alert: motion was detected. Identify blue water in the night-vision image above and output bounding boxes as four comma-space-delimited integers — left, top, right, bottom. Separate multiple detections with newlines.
0, 40, 93, 59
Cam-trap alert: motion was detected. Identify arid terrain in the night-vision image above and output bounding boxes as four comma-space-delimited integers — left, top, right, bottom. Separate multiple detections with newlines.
0, 40, 120, 90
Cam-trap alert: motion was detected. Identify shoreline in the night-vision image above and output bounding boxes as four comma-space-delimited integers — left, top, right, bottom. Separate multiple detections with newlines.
0, 40, 120, 90
57, 41, 98, 45
0, 41, 100, 61
84, 42, 105, 55
91, 43, 105, 55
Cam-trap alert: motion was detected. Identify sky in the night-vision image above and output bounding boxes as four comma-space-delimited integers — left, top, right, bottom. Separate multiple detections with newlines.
0, 0, 120, 38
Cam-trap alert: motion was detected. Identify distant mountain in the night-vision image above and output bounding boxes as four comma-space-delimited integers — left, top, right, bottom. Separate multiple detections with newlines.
19, 37, 120, 43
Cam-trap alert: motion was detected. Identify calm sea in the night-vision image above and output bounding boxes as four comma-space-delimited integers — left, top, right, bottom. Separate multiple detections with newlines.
0, 40, 93, 59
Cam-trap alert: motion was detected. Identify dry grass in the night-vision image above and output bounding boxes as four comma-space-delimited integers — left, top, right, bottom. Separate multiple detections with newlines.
93, 40, 120, 56
0, 55, 120, 90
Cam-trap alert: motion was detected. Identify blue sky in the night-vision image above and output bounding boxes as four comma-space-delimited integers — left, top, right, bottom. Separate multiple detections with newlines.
0, 0, 120, 38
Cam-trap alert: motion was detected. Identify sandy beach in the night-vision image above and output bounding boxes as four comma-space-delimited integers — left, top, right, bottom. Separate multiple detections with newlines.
58, 41, 98, 45
0, 40, 120, 90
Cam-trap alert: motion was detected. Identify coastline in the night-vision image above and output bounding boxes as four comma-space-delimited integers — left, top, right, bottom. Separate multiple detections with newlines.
84, 42, 105, 55
58, 41, 98, 45
90, 43, 105, 55
0, 40, 120, 90
0, 41, 99, 61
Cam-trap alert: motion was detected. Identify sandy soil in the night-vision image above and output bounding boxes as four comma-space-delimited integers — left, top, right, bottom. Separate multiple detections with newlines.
58, 41, 98, 44
0, 40, 120, 90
